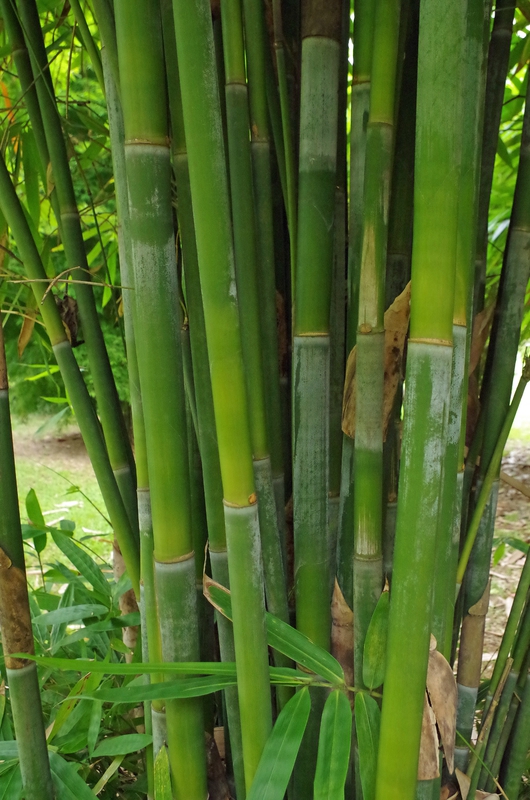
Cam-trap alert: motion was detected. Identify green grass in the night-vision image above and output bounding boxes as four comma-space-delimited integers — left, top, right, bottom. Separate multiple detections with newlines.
11, 414, 114, 578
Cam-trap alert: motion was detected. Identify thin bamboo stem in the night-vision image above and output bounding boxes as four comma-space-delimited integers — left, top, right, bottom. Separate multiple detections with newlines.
0, 322, 53, 800
15, 0, 137, 525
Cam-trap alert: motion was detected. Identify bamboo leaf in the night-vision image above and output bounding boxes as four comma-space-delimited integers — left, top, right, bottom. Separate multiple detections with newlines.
48, 751, 99, 800
90, 675, 238, 703
313, 690, 352, 800
87, 700, 102, 756
497, 136, 513, 170
0, 762, 22, 800
92, 733, 153, 757
154, 746, 172, 800
355, 692, 380, 800
247, 687, 311, 800
51, 531, 111, 597
25, 489, 46, 529
32, 604, 109, 627
205, 580, 345, 685
20, 655, 239, 676
363, 590, 389, 690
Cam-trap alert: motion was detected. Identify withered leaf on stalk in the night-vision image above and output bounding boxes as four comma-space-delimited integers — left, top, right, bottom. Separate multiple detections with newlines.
342, 282, 410, 440
331, 579, 354, 704
469, 303, 495, 376
417, 692, 439, 780
0, 548, 34, 669
18, 297, 38, 358
455, 767, 500, 800
426, 646, 457, 774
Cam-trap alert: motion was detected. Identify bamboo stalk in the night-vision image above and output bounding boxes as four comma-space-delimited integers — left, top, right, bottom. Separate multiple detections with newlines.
171, 0, 273, 787
474, 0, 515, 315
0, 321, 53, 800
336, 0, 376, 615
219, 0, 290, 644
159, 10, 247, 787
114, 2, 207, 795
242, 0, 287, 538
499, 673, 530, 798
374, 0, 464, 794
354, 0, 400, 688
432, 0, 489, 658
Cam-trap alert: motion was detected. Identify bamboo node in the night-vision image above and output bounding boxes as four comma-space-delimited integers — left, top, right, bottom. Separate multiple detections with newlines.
408, 337, 452, 347
359, 322, 372, 334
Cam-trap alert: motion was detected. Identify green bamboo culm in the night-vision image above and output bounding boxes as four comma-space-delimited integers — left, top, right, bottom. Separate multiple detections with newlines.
374, 0, 464, 795
242, 0, 288, 540
13, 0, 138, 531
431, 0, 488, 659
101, 45, 157, 796
474, 0, 515, 315
159, 3, 246, 791
353, 0, 400, 689
113, 2, 207, 797
171, 0, 273, 788
219, 0, 290, 656
464, 68, 530, 631
0, 321, 54, 800
0, 153, 140, 594
337, 0, 376, 612
293, 0, 341, 653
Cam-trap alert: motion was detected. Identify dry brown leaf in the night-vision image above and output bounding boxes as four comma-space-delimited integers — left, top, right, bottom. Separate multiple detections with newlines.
418, 692, 440, 780
469, 303, 495, 376
342, 282, 410, 440
427, 648, 457, 774
17, 301, 38, 358
0, 548, 34, 668
476, 793, 500, 799
456, 768, 471, 800
331, 579, 354, 703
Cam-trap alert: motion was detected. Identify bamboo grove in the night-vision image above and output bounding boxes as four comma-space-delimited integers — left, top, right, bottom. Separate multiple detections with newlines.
0, 0, 529, 798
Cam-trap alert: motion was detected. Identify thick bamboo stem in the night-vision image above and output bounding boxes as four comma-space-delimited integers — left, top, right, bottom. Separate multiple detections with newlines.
172, 0, 273, 786
375, 0, 463, 794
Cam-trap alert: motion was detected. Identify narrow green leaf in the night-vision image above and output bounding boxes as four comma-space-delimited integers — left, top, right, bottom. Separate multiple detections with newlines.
0, 743, 18, 759
87, 700, 103, 756
32, 604, 109, 627
497, 136, 513, 169
0, 762, 22, 800
90, 675, 238, 703
154, 746, 172, 800
25, 489, 46, 529
20, 655, 239, 676
363, 591, 389, 689
207, 582, 345, 685
314, 690, 352, 800
247, 687, 311, 800
48, 751, 99, 800
51, 532, 111, 597
355, 693, 380, 800
93, 733, 153, 757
